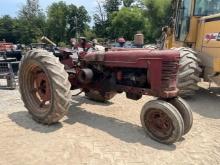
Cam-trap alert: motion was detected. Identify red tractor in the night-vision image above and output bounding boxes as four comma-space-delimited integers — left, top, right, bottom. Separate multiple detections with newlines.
19, 43, 193, 144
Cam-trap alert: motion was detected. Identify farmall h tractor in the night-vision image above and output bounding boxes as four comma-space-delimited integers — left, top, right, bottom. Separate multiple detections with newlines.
18, 37, 193, 144
159, 0, 220, 96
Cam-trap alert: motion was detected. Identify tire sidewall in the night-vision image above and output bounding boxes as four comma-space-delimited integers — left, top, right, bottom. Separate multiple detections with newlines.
19, 51, 57, 120
169, 97, 193, 135
140, 100, 184, 144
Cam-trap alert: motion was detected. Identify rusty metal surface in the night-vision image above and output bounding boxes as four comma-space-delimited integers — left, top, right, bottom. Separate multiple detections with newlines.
145, 108, 174, 139
84, 52, 105, 62
62, 48, 180, 98
35, 72, 51, 103
22, 44, 181, 100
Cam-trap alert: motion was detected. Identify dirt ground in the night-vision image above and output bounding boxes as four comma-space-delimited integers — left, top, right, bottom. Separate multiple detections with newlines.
0, 82, 220, 165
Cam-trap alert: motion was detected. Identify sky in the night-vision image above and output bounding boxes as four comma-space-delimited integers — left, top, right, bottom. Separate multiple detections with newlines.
0, 0, 97, 19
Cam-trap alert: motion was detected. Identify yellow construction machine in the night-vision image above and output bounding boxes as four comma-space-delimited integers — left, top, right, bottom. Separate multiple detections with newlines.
160, 0, 220, 96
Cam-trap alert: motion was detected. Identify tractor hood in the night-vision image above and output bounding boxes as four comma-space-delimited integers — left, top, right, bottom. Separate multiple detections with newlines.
83, 49, 180, 68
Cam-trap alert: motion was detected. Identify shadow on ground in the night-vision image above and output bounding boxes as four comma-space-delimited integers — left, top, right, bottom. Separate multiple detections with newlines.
185, 87, 220, 119
64, 96, 177, 151
8, 95, 176, 150
8, 111, 62, 133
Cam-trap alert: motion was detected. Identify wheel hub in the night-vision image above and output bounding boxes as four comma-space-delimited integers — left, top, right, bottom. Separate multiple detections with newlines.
35, 72, 51, 101
30, 68, 51, 108
145, 109, 173, 139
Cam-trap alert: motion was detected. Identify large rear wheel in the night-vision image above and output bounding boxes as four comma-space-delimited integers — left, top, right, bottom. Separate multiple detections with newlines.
19, 50, 72, 124
172, 47, 202, 96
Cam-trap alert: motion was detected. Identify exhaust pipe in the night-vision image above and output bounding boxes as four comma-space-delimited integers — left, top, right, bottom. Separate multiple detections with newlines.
78, 69, 93, 84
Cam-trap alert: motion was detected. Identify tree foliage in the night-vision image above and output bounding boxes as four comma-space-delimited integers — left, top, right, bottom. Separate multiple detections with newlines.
142, 0, 172, 42
47, 1, 69, 43
123, 0, 135, 7
47, 2, 90, 44
93, 0, 108, 38
111, 7, 149, 40
93, 0, 172, 42
0, 0, 172, 44
18, 0, 46, 43
19, 0, 40, 20
67, 5, 91, 39
0, 15, 18, 43
103, 0, 122, 15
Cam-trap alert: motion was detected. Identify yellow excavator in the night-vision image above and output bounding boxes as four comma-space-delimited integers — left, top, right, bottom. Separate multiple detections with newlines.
158, 0, 220, 96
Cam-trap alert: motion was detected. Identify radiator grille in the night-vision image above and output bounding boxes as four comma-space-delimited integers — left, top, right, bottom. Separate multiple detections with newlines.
161, 60, 179, 90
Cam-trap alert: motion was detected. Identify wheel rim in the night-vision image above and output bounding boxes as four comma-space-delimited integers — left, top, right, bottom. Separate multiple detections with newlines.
22, 61, 52, 115
144, 109, 174, 140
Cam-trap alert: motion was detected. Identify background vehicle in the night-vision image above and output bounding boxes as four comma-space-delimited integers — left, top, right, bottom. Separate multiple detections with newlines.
0, 41, 22, 61
0, 41, 21, 89
161, 0, 220, 96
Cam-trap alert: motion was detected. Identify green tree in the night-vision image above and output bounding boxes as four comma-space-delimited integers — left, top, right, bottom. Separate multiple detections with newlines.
47, 2, 90, 44
67, 5, 91, 39
93, 0, 108, 38
83, 28, 97, 41
18, 0, 46, 43
93, 0, 122, 39
123, 0, 135, 7
47, 1, 69, 43
19, 0, 40, 19
0, 15, 16, 42
104, 0, 122, 15
142, 0, 172, 42
111, 7, 149, 40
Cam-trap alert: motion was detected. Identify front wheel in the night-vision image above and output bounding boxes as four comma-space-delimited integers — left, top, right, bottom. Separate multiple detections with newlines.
167, 97, 193, 135
140, 100, 184, 144
19, 50, 72, 124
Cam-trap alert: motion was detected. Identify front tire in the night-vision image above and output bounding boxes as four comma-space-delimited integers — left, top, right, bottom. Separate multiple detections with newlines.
167, 97, 193, 135
19, 50, 72, 124
140, 100, 184, 144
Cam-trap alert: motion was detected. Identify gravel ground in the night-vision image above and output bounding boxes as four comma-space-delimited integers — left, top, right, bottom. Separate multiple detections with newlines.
0, 82, 220, 165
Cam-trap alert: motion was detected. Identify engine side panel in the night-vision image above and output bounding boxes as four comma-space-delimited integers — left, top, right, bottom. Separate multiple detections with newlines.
82, 49, 180, 98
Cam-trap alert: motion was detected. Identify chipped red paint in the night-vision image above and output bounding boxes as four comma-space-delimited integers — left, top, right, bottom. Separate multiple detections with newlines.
64, 49, 180, 98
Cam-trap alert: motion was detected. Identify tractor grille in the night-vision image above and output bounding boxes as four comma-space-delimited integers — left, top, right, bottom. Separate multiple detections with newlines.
161, 60, 179, 90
